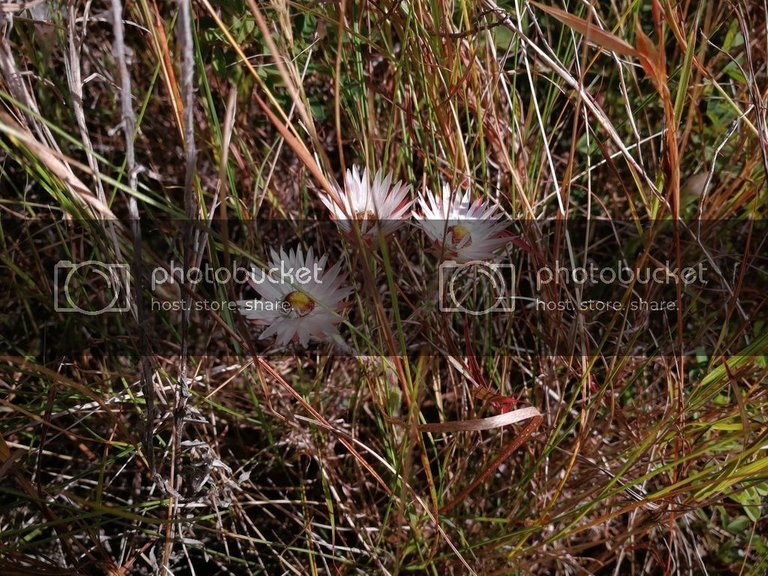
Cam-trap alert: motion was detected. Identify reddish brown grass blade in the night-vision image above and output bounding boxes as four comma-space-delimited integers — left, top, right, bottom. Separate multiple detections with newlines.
531, 2, 639, 58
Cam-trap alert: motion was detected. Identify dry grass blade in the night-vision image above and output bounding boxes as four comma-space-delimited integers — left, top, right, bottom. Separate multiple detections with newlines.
634, 23, 666, 96
530, 1, 639, 58
0, 111, 115, 218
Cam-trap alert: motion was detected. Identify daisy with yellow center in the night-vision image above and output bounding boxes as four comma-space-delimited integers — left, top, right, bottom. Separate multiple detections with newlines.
283, 290, 315, 317
319, 166, 413, 241
414, 184, 511, 263
237, 246, 351, 347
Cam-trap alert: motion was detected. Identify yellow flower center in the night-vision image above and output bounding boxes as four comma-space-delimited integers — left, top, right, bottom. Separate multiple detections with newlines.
354, 209, 377, 220
448, 224, 472, 248
284, 291, 315, 317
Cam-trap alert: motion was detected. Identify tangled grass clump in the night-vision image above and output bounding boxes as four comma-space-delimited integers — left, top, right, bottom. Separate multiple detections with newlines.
1, 1, 767, 574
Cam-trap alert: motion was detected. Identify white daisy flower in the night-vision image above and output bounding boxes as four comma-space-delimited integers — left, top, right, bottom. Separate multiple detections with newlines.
320, 166, 412, 240
414, 184, 511, 263
237, 246, 351, 347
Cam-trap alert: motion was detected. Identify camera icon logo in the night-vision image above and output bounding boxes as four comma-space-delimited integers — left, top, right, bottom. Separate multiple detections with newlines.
438, 261, 516, 315
53, 260, 131, 315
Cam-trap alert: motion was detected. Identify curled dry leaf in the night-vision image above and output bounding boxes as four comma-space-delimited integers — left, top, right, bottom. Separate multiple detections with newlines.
416, 405, 541, 433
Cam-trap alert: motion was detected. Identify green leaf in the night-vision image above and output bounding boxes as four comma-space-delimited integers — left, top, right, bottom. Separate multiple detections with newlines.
725, 515, 749, 534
